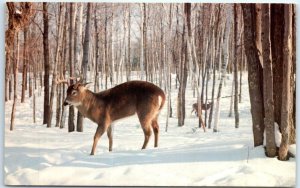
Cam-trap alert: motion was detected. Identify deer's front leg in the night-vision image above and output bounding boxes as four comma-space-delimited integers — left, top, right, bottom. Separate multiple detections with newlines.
107, 125, 113, 152
90, 124, 108, 155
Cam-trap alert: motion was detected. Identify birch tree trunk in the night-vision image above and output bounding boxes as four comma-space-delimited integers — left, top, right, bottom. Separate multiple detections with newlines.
47, 3, 64, 128
213, 4, 233, 132
208, 8, 222, 129
59, 4, 68, 129
75, 3, 83, 76
165, 4, 172, 132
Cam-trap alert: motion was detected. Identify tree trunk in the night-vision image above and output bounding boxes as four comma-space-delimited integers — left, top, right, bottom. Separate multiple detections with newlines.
278, 4, 292, 160
47, 3, 64, 128
255, 4, 263, 67
10, 34, 20, 131
5, 2, 33, 102
94, 4, 100, 92
208, 9, 222, 129
213, 4, 232, 132
261, 4, 276, 157
59, 3, 69, 129
21, 28, 28, 103
104, 5, 109, 89
77, 3, 92, 132
239, 42, 244, 103
110, 4, 115, 86
241, 4, 264, 146
139, 3, 145, 80
68, 3, 76, 132
270, 5, 284, 131
75, 3, 83, 76
42, 3, 50, 125
126, 4, 131, 81
233, 4, 239, 128
228, 78, 234, 117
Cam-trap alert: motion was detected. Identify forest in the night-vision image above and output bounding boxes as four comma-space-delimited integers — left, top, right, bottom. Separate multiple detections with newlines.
4, 2, 296, 186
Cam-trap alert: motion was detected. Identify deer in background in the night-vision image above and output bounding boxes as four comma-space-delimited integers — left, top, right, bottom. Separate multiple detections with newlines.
60, 78, 166, 155
191, 102, 212, 117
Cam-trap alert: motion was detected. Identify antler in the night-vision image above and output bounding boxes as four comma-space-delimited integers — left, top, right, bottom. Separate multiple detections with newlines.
56, 76, 70, 86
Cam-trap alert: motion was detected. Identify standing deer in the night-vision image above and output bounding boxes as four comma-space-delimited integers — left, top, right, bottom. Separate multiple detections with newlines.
62, 80, 165, 155
191, 102, 212, 116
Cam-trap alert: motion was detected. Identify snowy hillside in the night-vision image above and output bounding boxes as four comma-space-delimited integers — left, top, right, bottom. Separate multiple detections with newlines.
4, 73, 296, 186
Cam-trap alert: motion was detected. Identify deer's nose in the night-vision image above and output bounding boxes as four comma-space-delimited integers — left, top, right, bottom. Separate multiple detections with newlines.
63, 100, 69, 106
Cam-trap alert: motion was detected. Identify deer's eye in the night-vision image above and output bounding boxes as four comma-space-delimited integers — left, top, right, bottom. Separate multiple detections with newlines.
71, 90, 77, 96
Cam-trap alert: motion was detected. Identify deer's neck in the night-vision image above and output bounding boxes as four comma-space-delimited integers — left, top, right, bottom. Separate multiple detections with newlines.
77, 90, 100, 117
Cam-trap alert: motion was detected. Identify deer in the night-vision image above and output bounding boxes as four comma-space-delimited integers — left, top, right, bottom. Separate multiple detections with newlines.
191, 102, 212, 116
61, 78, 166, 155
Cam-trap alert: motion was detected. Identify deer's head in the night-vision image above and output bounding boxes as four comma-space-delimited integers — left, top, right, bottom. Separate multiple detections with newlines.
63, 82, 90, 106
56, 76, 91, 107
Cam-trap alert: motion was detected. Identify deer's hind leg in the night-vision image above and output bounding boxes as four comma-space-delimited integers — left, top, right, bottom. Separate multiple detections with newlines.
151, 117, 159, 148
137, 109, 153, 150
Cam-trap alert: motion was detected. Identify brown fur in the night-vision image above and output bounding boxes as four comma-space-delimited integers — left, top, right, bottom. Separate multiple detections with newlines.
191, 102, 212, 116
64, 80, 166, 155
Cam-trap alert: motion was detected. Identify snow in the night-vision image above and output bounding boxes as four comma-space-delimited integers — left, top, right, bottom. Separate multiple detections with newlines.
4, 73, 296, 186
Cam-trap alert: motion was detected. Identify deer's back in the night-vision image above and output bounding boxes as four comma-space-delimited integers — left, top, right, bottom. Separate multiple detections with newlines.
97, 81, 165, 120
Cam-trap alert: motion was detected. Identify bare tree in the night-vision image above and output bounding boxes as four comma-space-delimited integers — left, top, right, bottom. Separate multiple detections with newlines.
213, 4, 233, 132
21, 28, 28, 103
77, 3, 92, 132
68, 3, 77, 132
279, 4, 293, 160
10, 34, 20, 131
233, 4, 239, 128
261, 4, 276, 157
43, 2, 50, 125
241, 4, 264, 146
5, 2, 34, 103
47, 3, 64, 128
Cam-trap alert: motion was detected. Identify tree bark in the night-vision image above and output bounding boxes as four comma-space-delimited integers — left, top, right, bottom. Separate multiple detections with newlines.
68, 3, 76, 132
241, 4, 264, 146
278, 4, 292, 160
126, 4, 131, 81
47, 3, 64, 128
233, 4, 239, 128
261, 4, 276, 157
10, 34, 20, 131
77, 3, 92, 132
43, 2, 50, 125
271, 4, 284, 133
5, 2, 34, 102
213, 4, 232, 132
21, 28, 28, 103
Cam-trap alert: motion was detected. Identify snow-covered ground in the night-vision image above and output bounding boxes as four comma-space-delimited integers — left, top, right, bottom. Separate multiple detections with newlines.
4, 73, 296, 186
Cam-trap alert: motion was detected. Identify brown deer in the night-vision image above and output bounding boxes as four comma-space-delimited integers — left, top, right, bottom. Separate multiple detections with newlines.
191, 102, 212, 116
62, 80, 166, 155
